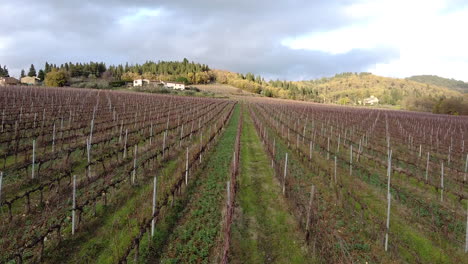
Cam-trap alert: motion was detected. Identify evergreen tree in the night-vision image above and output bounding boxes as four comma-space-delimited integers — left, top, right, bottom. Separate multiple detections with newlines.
28, 64, 37, 77
0, 65, 9, 77
44, 62, 51, 73
20, 69, 25, 78
37, 69, 45, 81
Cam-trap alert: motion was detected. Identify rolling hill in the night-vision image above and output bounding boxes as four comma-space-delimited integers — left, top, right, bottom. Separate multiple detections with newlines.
406, 75, 468, 93
294, 72, 462, 105
214, 70, 468, 114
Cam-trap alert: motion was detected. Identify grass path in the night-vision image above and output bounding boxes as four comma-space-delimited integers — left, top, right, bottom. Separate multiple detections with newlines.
229, 106, 313, 264
158, 104, 240, 263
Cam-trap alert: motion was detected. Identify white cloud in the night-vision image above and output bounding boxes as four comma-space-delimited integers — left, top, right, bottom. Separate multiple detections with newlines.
282, 0, 468, 81
118, 8, 163, 25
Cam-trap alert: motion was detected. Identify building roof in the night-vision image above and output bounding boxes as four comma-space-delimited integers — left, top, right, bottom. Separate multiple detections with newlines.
1, 77, 19, 83
21, 76, 40, 82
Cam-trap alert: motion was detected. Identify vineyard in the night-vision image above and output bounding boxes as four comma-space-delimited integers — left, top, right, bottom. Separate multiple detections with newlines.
0, 85, 467, 263
247, 98, 468, 263
0, 86, 238, 263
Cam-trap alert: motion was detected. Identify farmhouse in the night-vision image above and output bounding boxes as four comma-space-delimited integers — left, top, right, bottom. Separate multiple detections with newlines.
133, 79, 150, 87
21, 76, 41, 85
0, 77, 19, 86
363, 95, 379, 105
161, 81, 185, 90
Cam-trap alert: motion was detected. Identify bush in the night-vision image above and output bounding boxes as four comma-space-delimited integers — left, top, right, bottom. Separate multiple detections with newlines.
175, 76, 189, 84
109, 81, 126, 87
45, 70, 69, 87
186, 86, 200, 92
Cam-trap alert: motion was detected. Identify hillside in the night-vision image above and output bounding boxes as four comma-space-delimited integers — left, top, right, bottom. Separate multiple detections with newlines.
214, 71, 467, 113
293, 72, 460, 104
288, 73, 467, 114
407, 75, 468, 93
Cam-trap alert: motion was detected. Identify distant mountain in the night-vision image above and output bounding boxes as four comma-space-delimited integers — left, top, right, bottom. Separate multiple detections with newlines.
406, 75, 468, 93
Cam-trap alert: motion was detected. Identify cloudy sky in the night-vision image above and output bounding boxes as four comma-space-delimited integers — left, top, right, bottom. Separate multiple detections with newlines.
1, 0, 467, 81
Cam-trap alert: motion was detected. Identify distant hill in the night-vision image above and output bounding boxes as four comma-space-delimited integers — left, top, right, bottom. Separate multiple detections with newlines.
294, 72, 461, 105
214, 70, 468, 114
406, 75, 468, 93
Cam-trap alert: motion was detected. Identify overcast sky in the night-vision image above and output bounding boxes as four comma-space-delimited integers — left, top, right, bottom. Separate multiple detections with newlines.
1, 0, 467, 81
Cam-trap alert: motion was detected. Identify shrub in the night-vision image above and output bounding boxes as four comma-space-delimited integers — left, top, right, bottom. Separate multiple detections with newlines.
45, 70, 69, 87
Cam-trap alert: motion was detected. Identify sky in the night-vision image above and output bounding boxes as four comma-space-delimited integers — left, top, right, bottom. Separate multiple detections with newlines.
1, 0, 467, 81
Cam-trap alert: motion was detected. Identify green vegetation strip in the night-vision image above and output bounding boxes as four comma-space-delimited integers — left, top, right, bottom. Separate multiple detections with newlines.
230, 106, 311, 264
160, 104, 240, 263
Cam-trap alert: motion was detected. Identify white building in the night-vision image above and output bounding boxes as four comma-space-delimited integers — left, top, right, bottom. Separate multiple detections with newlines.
160, 81, 185, 90
21, 76, 41, 85
133, 79, 186, 90
363, 95, 379, 105
133, 79, 150, 87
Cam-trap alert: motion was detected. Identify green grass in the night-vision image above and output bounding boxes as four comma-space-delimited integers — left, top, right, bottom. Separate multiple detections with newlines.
159, 104, 240, 263
230, 106, 312, 264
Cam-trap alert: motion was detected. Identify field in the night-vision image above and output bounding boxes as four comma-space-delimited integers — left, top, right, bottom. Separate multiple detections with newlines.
0, 85, 467, 263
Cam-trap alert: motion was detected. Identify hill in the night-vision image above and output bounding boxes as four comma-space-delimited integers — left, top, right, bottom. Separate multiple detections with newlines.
292, 73, 468, 114
406, 75, 468, 93
294, 72, 462, 105
204, 71, 468, 115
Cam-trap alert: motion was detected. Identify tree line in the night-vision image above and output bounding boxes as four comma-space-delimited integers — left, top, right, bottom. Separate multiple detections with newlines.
6, 58, 211, 87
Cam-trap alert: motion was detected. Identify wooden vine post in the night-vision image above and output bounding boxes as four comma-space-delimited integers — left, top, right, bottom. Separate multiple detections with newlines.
283, 153, 288, 195
385, 149, 392, 252
151, 176, 157, 237
185, 147, 189, 185
464, 154, 467, 183
305, 184, 315, 234
86, 138, 91, 180
132, 145, 138, 185
72, 175, 76, 235
123, 129, 128, 159
32, 139, 36, 179
440, 162, 444, 202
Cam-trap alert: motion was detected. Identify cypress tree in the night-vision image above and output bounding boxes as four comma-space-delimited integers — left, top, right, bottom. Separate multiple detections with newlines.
28, 64, 37, 77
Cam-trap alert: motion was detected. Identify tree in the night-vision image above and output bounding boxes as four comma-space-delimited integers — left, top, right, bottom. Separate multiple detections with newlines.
175, 76, 189, 84
0, 65, 9, 77
45, 62, 51, 73
121, 72, 140, 82
20, 69, 25, 78
28, 64, 37, 77
45, 70, 68, 87
37, 70, 45, 81
338, 97, 351, 105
